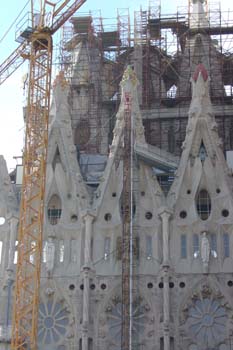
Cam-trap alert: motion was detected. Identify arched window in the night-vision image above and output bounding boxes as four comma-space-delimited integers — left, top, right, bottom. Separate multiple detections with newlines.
223, 233, 230, 258
196, 189, 211, 220
59, 239, 65, 262
181, 234, 187, 259
104, 237, 111, 260
193, 234, 199, 256
47, 194, 62, 225
146, 235, 153, 260
0, 241, 2, 264
199, 142, 207, 162
167, 85, 177, 99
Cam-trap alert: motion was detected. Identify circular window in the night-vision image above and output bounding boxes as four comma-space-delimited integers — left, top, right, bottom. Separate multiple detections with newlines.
158, 282, 164, 289
0, 217, 5, 225
47, 195, 62, 225
227, 280, 233, 287
104, 213, 112, 221
147, 282, 153, 289
180, 211, 187, 219
71, 214, 78, 222
169, 282, 174, 288
80, 284, 84, 290
101, 283, 107, 290
69, 284, 75, 290
112, 192, 116, 197
196, 189, 211, 220
187, 189, 191, 194
90, 284, 95, 290
216, 188, 221, 194
179, 282, 186, 288
145, 212, 153, 220
106, 296, 148, 348
222, 209, 229, 218
38, 300, 70, 345
186, 298, 227, 348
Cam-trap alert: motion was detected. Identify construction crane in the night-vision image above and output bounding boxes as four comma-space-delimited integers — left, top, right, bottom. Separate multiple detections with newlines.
0, 1, 86, 349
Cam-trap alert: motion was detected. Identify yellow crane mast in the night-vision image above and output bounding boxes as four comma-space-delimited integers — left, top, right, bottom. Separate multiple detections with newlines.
0, 1, 87, 349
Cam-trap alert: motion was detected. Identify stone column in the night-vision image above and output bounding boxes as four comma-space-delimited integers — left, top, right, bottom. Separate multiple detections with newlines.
163, 267, 170, 350
159, 209, 172, 266
1, 216, 18, 347
82, 213, 95, 350
159, 208, 172, 350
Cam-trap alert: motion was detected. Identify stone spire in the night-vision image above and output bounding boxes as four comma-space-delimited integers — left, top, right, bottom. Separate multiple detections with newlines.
167, 63, 229, 206
110, 66, 146, 154
94, 66, 146, 209
120, 65, 146, 145
188, 63, 212, 120
190, 0, 209, 28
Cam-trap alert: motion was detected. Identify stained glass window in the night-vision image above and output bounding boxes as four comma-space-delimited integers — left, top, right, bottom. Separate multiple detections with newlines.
223, 233, 230, 258
181, 234, 187, 259
186, 298, 227, 348
146, 235, 153, 260
196, 189, 211, 220
38, 299, 69, 346
193, 234, 199, 255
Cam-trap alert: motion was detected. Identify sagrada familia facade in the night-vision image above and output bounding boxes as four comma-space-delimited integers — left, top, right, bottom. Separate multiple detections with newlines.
0, 0, 233, 349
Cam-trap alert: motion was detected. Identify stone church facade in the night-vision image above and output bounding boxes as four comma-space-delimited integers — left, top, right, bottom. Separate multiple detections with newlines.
0, 1, 233, 349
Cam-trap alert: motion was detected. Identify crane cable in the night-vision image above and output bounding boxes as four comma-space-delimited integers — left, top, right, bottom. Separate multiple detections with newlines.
0, 0, 31, 45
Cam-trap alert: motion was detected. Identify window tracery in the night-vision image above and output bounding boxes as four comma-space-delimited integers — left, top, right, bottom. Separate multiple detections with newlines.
100, 295, 153, 350
196, 189, 211, 220
38, 295, 71, 348
182, 285, 231, 350
47, 194, 62, 225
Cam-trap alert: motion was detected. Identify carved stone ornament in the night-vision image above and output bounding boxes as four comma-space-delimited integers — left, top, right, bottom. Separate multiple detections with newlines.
38, 292, 72, 348
99, 294, 153, 350
182, 284, 232, 350
200, 232, 210, 273
45, 237, 55, 274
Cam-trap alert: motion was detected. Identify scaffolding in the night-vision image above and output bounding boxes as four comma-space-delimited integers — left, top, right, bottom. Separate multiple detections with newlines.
57, 2, 233, 181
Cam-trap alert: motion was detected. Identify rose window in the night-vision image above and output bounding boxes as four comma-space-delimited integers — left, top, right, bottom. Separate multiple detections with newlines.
186, 298, 227, 348
38, 299, 69, 346
106, 297, 148, 350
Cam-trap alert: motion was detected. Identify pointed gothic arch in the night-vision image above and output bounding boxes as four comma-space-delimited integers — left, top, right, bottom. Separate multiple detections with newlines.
196, 189, 211, 221
47, 194, 62, 225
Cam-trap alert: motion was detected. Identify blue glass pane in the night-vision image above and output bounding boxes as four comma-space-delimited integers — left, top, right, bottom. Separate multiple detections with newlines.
223, 233, 230, 258
186, 298, 227, 348
193, 234, 199, 253
181, 234, 187, 259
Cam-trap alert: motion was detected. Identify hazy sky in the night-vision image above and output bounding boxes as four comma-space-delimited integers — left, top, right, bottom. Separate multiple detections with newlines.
0, 0, 231, 171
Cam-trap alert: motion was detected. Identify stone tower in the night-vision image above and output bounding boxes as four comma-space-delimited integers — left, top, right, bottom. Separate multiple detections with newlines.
0, 1, 233, 350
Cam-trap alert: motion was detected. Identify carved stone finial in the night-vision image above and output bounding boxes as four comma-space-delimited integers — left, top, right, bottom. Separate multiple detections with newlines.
193, 64, 208, 82
121, 65, 139, 88
188, 63, 212, 120
190, 0, 209, 28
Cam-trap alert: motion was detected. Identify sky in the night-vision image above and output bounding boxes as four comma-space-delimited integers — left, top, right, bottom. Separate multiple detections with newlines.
0, 0, 231, 171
